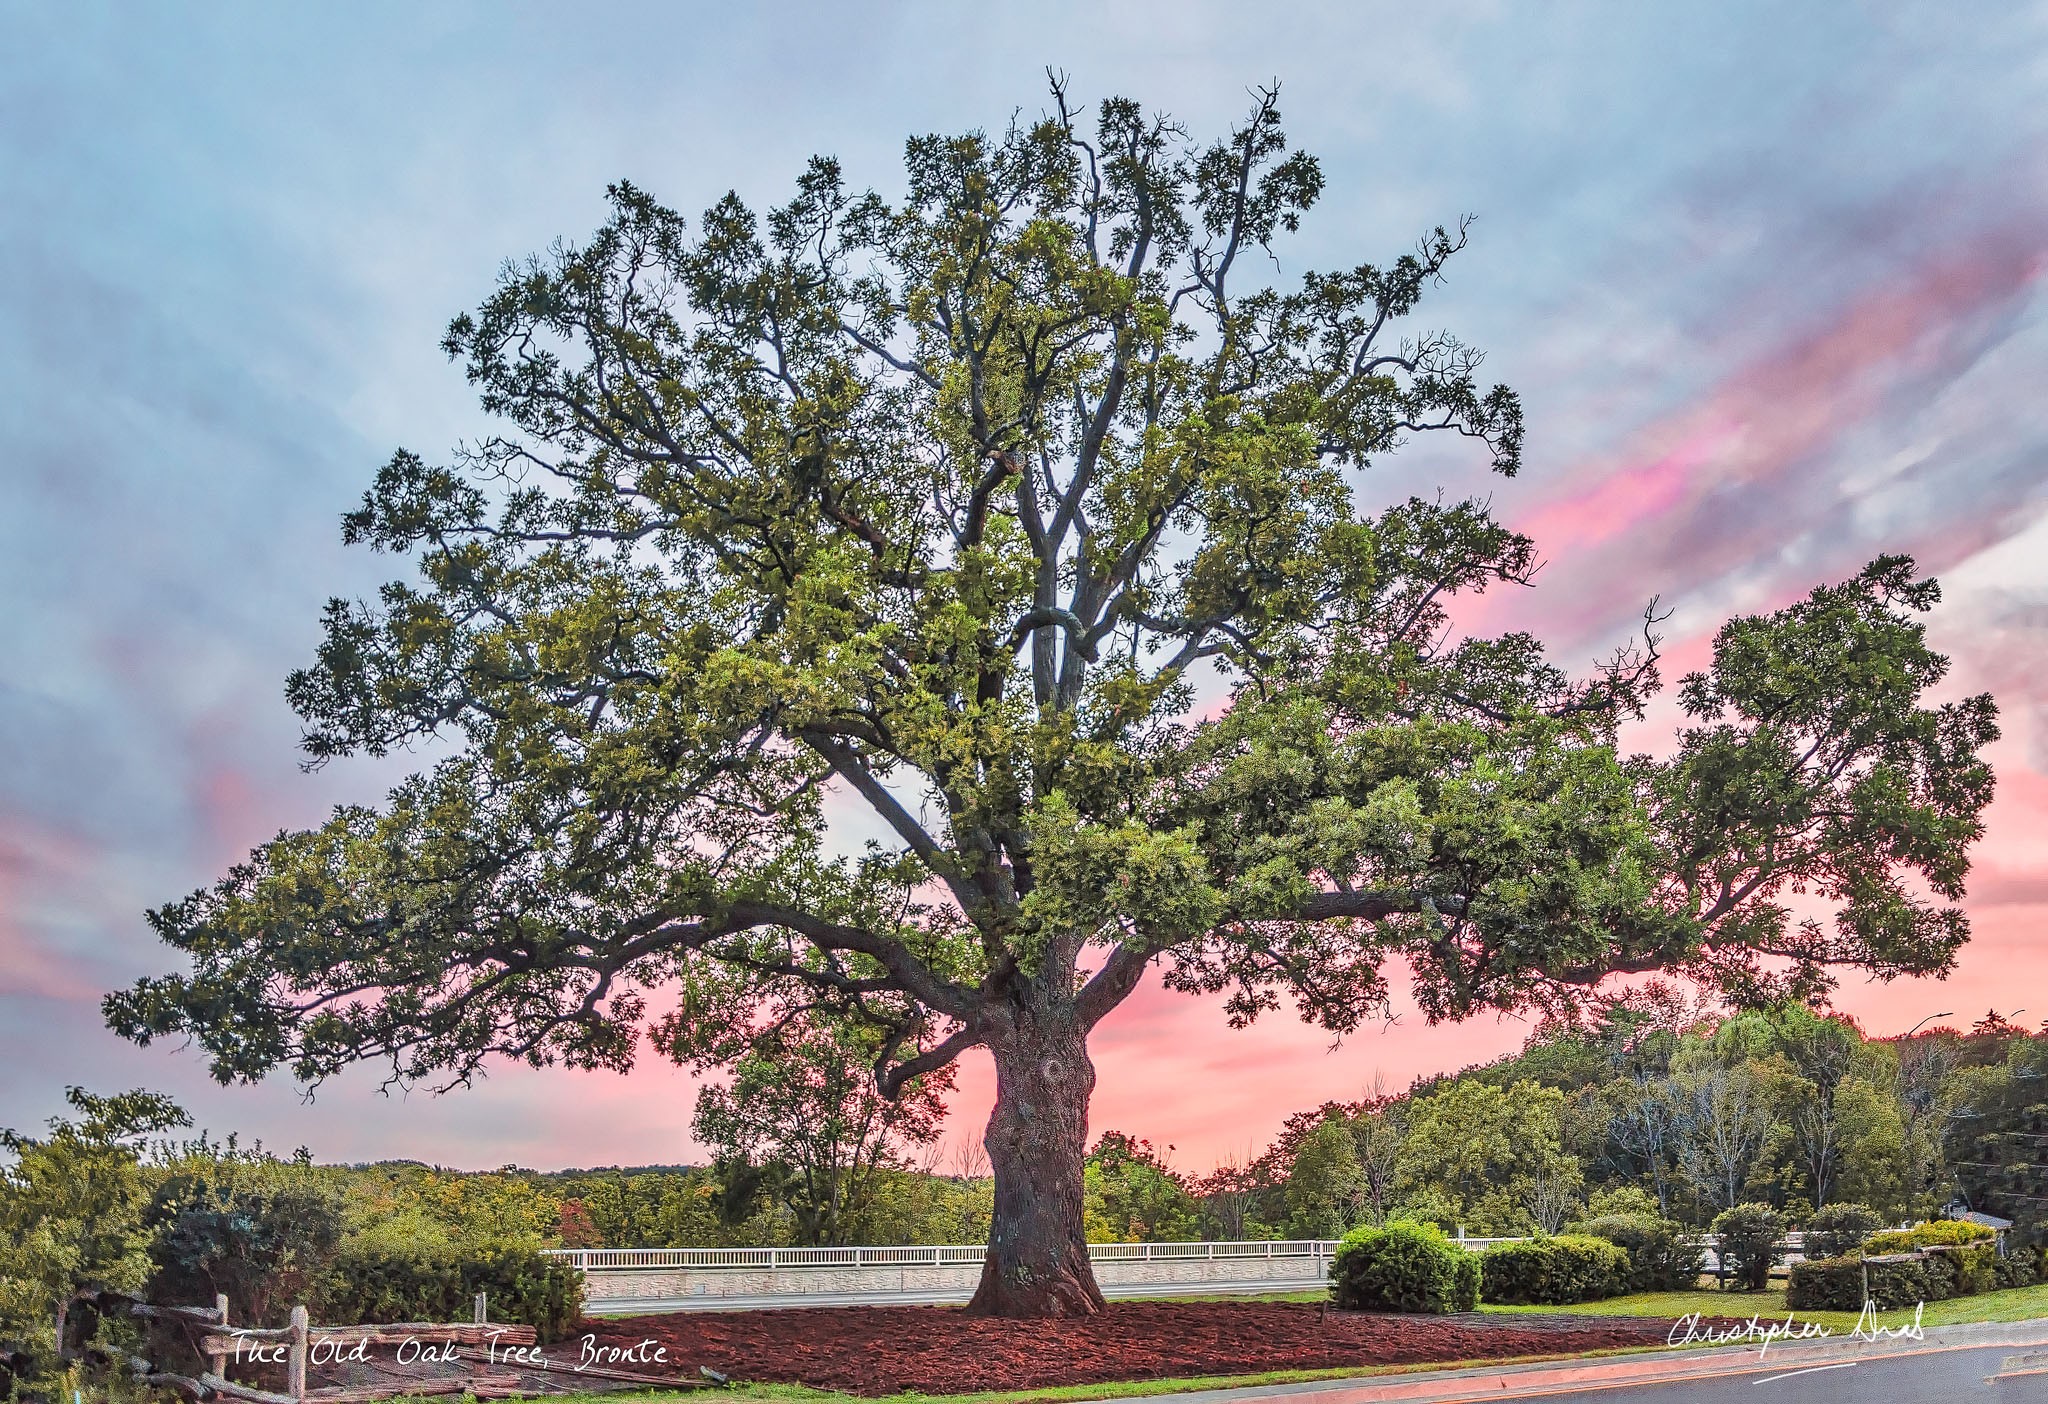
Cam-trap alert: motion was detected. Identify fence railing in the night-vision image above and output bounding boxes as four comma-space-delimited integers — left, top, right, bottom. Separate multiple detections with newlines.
543, 1236, 1534, 1272
544, 1231, 1811, 1274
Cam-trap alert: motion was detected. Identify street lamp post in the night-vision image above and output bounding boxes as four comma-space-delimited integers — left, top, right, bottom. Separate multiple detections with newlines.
1902, 1012, 1954, 1039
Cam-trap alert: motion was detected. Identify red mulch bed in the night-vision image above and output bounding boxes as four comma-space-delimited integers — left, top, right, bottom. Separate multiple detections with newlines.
582, 1300, 1679, 1395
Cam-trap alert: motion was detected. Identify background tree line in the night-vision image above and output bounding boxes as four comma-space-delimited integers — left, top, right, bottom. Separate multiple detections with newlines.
570, 990, 2046, 1250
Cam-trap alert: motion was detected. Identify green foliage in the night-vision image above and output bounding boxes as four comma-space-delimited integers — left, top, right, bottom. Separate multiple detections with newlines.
0, 1088, 188, 1369
318, 1241, 581, 1342
1940, 1243, 1998, 1296
689, 1010, 953, 1246
1452, 1250, 1482, 1313
1572, 1213, 1701, 1292
1946, 1036, 2048, 1239
1791, 1233, 1997, 1310
1083, 1134, 1200, 1244
1864, 1219, 1996, 1254
853, 1166, 994, 1246
1478, 1235, 1629, 1305
1328, 1221, 1476, 1313
1992, 1247, 2040, 1290
1787, 1254, 1930, 1311
1583, 1186, 1662, 1220
1393, 1079, 1580, 1234
1802, 1202, 1883, 1260
336, 1165, 562, 1254
565, 1171, 734, 1248
1711, 1203, 1785, 1290
146, 1137, 346, 1326
1282, 1119, 1364, 1239
1658, 557, 1998, 1006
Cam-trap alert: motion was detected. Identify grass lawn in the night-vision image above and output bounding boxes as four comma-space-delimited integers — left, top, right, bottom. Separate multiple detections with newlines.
1478, 1280, 2048, 1335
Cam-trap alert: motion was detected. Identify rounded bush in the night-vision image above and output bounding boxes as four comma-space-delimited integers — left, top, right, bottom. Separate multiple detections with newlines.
1478, 1235, 1629, 1305
147, 1164, 345, 1326
1329, 1220, 1477, 1314
1575, 1213, 1703, 1292
1802, 1203, 1882, 1260
1711, 1203, 1785, 1291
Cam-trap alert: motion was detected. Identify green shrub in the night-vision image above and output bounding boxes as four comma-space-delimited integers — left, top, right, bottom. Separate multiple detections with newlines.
1574, 1213, 1702, 1292
146, 1149, 345, 1326
1787, 1237, 2002, 1311
1864, 1219, 1997, 1254
1786, 1254, 1931, 1312
1451, 1251, 1481, 1312
1329, 1221, 1475, 1313
1802, 1203, 1882, 1261
1711, 1203, 1784, 1291
1925, 1243, 1997, 1297
1915, 1249, 1959, 1301
1581, 1186, 1662, 1220
1478, 1235, 1629, 1305
319, 1242, 581, 1341
1993, 1247, 2040, 1290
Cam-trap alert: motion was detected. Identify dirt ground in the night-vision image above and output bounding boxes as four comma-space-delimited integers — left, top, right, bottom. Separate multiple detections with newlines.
580, 1300, 1682, 1395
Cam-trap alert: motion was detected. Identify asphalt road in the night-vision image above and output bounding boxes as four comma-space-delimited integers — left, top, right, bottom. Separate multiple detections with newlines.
1569, 1343, 2047, 1402
1181, 1336, 2048, 1404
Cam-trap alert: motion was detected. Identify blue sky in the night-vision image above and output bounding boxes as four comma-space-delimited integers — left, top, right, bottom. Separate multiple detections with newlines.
3, 2, 2045, 1169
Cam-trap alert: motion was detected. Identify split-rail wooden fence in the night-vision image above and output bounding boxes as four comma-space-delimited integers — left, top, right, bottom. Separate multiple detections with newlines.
121, 1294, 706, 1402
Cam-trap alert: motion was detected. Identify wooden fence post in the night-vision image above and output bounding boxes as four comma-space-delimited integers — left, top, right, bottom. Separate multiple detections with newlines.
209, 1294, 229, 1381
474, 1292, 487, 1325
287, 1305, 309, 1403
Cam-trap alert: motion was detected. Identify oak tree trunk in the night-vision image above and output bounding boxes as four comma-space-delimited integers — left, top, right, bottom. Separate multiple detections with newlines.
965, 1015, 1107, 1317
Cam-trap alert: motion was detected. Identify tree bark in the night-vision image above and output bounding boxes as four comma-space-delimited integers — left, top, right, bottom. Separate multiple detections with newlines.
965, 1013, 1107, 1317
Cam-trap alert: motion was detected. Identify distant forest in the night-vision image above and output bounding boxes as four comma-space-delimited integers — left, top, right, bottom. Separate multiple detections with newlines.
295, 995, 2047, 1250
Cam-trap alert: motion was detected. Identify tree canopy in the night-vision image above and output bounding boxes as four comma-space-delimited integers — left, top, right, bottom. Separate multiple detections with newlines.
106, 76, 1998, 1314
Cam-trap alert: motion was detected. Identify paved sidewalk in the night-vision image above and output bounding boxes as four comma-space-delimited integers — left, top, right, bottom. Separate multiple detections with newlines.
1159, 1320, 2048, 1403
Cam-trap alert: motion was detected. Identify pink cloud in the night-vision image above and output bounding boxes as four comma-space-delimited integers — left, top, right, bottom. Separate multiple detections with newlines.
1527, 238, 2041, 559
0, 816, 108, 1002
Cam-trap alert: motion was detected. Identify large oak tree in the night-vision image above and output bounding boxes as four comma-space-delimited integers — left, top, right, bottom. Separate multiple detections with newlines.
108, 79, 1998, 1316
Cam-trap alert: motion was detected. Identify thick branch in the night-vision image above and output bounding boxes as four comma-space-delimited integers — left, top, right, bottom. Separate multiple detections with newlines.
876, 1023, 983, 1099
1076, 942, 1154, 1029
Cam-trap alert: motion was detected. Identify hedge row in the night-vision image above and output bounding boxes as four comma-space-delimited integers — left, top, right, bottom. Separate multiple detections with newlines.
1336, 1215, 2036, 1315
1330, 1223, 1651, 1312
1785, 1243, 2002, 1312
1784, 1218, 2036, 1314
1478, 1235, 1629, 1305
316, 1243, 583, 1342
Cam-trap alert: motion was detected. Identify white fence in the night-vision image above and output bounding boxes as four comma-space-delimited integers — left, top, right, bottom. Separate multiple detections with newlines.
544, 1233, 1813, 1312
545, 1237, 1528, 1312
541, 1236, 1534, 1273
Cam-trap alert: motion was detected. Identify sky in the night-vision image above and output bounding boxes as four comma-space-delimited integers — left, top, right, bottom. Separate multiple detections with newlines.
2, 1, 2046, 1177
